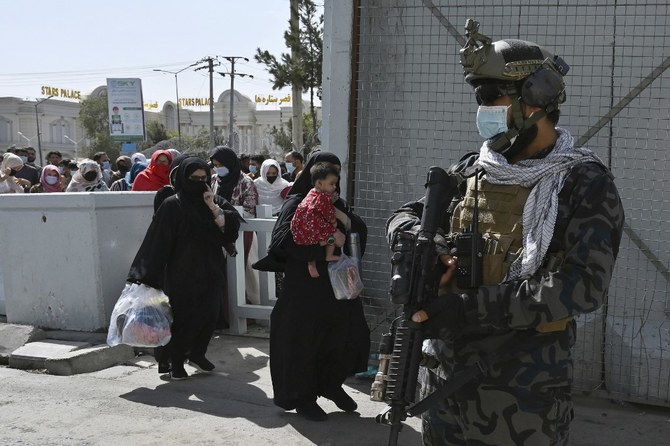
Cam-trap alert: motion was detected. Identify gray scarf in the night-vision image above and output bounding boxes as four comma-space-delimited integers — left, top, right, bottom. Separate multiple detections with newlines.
477, 127, 604, 279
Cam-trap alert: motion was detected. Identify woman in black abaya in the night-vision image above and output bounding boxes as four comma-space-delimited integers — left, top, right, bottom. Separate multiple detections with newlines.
269, 151, 370, 421
128, 157, 241, 380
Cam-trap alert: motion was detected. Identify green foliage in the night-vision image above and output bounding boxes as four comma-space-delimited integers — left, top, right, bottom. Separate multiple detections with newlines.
78, 94, 120, 160
270, 113, 321, 154
255, 0, 323, 137
146, 121, 170, 145
270, 125, 293, 152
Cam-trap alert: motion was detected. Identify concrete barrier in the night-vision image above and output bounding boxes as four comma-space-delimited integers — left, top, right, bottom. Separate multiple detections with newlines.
0, 194, 278, 335
0, 192, 154, 331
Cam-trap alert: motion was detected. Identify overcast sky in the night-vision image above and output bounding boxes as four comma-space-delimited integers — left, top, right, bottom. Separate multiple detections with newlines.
1, 0, 322, 109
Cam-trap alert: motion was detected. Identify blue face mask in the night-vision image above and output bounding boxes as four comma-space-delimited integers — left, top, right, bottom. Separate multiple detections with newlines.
476, 105, 510, 139
285, 163, 296, 174
249, 165, 258, 175
45, 176, 59, 185
215, 166, 229, 178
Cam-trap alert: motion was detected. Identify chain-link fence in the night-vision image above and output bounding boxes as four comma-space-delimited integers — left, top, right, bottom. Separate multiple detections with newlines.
351, 0, 670, 406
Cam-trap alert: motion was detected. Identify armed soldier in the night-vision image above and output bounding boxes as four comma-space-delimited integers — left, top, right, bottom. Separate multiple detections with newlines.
385, 20, 625, 445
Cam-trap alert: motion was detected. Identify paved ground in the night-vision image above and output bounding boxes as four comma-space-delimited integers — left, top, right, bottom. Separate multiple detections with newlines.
1, 330, 670, 446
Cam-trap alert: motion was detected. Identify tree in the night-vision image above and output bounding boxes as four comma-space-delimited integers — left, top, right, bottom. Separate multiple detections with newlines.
146, 120, 170, 145
255, 0, 323, 147
270, 125, 293, 153
79, 94, 118, 159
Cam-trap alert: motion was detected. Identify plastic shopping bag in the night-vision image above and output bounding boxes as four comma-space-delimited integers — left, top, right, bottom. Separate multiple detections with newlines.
107, 283, 173, 347
328, 253, 364, 300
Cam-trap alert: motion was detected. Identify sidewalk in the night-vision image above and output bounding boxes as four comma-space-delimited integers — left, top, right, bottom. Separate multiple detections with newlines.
1, 329, 669, 445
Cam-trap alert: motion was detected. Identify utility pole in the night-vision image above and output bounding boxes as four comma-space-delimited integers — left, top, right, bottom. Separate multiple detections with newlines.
195, 56, 219, 150
218, 57, 254, 153
35, 94, 55, 165
290, 0, 304, 151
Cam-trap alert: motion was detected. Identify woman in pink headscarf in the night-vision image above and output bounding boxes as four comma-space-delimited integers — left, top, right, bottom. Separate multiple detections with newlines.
30, 164, 64, 193
131, 150, 173, 191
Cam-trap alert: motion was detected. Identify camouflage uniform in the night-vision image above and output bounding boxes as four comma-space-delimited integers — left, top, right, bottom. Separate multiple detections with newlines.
386, 152, 624, 445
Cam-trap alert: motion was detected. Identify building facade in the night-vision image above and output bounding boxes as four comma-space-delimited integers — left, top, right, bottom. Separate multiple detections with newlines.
1, 87, 318, 163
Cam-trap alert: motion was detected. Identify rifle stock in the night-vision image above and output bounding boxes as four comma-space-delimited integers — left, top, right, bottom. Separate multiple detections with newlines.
374, 166, 461, 445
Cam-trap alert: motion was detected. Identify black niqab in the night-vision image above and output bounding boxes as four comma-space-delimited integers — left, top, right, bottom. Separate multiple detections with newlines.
174, 157, 216, 228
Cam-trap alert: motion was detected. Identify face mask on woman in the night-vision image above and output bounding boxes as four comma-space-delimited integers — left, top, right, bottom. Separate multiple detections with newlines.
45, 176, 59, 185
83, 171, 98, 182
266, 175, 278, 184
249, 165, 258, 175
215, 166, 229, 178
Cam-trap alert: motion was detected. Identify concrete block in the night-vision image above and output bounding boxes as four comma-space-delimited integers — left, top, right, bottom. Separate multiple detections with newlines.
0, 323, 47, 365
9, 340, 89, 370
45, 343, 135, 376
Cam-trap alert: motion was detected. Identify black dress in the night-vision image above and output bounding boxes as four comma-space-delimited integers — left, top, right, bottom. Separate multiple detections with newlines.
128, 159, 241, 366
269, 193, 370, 410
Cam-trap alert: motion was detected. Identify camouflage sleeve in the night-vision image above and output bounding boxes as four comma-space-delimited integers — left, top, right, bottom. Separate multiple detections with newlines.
470, 163, 625, 329
385, 197, 453, 257
385, 198, 425, 245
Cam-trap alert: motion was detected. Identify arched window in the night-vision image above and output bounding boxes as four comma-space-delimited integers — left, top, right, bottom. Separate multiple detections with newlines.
0, 116, 12, 144
49, 118, 71, 144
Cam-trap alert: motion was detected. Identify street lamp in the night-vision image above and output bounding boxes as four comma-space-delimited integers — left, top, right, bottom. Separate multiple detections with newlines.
153, 63, 198, 148
35, 94, 55, 165
17, 131, 36, 144
63, 135, 84, 160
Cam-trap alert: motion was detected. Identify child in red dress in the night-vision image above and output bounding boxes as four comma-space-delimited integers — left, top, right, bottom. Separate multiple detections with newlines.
290, 162, 340, 278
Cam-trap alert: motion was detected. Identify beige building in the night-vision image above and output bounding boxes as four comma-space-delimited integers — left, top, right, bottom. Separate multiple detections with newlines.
1, 87, 318, 163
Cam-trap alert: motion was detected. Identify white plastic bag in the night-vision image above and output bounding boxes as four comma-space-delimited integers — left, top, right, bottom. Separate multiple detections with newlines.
107, 283, 173, 347
328, 253, 364, 300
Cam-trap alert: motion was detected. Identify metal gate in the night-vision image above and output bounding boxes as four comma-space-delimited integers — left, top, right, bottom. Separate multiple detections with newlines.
350, 0, 670, 406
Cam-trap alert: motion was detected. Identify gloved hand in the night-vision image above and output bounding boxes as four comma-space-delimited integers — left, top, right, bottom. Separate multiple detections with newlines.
412, 293, 467, 340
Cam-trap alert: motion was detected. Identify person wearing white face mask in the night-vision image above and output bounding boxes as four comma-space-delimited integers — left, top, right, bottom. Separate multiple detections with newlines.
30, 164, 64, 193
93, 151, 112, 186
12, 147, 39, 189
386, 19, 625, 446
247, 154, 266, 180
210, 145, 261, 311
283, 150, 305, 182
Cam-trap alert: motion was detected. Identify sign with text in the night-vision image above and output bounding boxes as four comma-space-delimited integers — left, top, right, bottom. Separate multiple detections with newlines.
107, 78, 145, 142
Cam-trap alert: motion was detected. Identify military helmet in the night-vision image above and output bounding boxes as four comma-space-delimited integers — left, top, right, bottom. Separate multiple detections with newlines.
459, 19, 569, 107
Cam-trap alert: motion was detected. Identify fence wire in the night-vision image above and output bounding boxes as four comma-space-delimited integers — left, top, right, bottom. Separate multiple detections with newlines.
351, 0, 670, 406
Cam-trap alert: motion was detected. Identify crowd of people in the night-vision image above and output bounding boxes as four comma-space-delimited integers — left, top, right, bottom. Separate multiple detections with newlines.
0, 145, 307, 201
2, 20, 626, 441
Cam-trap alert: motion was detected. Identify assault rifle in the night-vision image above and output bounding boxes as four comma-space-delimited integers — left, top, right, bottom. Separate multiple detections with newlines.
372, 166, 461, 446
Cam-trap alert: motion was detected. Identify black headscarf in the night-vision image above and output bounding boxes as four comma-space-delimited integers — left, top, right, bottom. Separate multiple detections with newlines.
210, 146, 241, 202
288, 151, 341, 198
173, 157, 215, 228
169, 153, 194, 187
154, 154, 197, 213
266, 152, 345, 265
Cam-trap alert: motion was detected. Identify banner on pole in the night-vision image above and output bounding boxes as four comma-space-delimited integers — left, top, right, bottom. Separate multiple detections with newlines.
107, 78, 145, 142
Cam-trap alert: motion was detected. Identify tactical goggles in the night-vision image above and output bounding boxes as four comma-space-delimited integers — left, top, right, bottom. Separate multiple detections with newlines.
474, 83, 517, 105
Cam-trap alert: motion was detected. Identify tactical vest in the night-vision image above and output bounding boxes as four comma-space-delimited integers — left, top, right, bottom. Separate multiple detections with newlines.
451, 174, 570, 332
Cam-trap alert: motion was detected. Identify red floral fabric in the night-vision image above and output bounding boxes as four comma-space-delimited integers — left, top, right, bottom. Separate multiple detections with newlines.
291, 188, 336, 245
